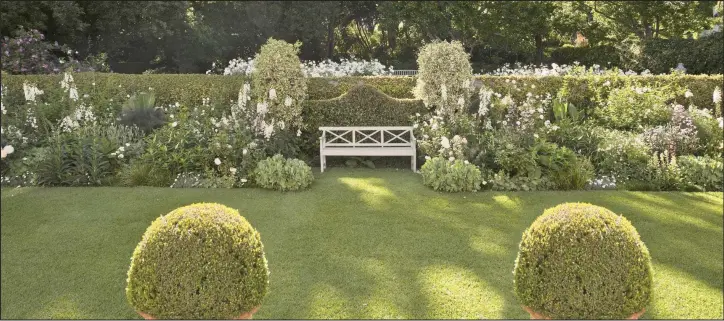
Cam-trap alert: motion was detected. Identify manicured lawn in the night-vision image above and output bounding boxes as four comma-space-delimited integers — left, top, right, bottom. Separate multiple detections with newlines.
1, 169, 722, 319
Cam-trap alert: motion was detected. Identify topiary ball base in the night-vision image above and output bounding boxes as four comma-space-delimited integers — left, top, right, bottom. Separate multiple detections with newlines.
137, 306, 261, 320
523, 306, 646, 320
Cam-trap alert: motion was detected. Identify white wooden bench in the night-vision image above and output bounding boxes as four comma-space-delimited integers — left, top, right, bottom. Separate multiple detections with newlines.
319, 127, 416, 172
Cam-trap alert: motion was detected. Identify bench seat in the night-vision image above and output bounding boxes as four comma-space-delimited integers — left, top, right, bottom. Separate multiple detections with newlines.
319, 126, 416, 172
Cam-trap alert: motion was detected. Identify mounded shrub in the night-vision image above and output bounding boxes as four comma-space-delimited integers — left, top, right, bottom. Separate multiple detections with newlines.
678, 155, 723, 192
420, 156, 482, 192
254, 154, 314, 191
125, 203, 270, 319
513, 203, 653, 319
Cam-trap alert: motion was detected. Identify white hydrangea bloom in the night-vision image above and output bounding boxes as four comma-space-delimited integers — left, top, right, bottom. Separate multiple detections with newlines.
441, 136, 451, 149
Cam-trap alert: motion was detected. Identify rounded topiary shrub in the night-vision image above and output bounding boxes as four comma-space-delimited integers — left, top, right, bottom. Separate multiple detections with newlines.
254, 154, 313, 191
126, 203, 269, 319
513, 203, 653, 319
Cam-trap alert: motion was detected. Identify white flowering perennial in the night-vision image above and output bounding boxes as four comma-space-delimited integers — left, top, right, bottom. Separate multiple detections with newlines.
59, 72, 80, 101
483, 62, 657, 77
222, 57, 393, 77
22, 82, 44, 103
59, 103, 97, 133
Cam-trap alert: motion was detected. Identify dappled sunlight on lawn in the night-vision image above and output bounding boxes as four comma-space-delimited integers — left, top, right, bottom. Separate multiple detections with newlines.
646, 264, 724, 319
338, 177, 397, 210
307, 283, 353, 319
418, 264, 507, 319
491, 194, 523, 212
33, 295, 88, 319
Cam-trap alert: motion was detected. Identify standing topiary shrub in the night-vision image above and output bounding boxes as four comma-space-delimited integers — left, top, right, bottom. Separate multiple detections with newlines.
513, 203, 653, 319
413, 40, 474, 117
251, 38, 308, 137
254, 154, 314, 191
126, 203, 270, 319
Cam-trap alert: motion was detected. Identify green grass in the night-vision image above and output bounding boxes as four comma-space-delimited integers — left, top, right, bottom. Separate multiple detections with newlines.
1, 169, 722, 319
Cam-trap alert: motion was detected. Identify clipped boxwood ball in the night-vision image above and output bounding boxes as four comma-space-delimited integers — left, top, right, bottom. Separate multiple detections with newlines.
126, 203, 269, 319
513, 203, 653, 319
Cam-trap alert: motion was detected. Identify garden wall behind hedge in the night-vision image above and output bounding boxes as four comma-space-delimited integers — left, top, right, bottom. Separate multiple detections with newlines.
2, 73, 722, 127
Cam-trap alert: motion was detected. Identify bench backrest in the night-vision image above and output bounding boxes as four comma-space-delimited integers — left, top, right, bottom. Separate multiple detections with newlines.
320, 127, 415, 147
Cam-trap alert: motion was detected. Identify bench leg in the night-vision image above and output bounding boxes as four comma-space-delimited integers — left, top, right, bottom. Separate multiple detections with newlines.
320, 155, 326, 173
411, 155, 416, 172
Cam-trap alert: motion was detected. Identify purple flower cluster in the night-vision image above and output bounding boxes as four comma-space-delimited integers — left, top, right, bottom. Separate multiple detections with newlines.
1, 28, 99, 75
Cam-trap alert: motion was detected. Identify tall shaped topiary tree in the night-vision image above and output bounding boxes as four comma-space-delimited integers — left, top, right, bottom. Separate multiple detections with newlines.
413, 40, 474, 117
413, 40, 477, 163
251, 38, 308, 139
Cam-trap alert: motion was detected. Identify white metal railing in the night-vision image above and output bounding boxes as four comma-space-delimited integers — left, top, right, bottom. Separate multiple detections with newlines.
391, 70, 418, 76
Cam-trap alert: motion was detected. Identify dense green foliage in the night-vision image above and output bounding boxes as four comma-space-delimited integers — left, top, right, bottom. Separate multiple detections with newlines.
2, 1, 721, 73
253, 154, 314, 191
641, 36, 724, 75
513, 203, 653, 319
125, 203, 269, 319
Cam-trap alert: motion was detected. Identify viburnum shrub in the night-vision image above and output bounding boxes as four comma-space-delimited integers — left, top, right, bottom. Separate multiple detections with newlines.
414, 40, 474, 117
126, 203, 270, 319
251, 38, 308, 136
1, 27, 108, 74
513, 203, 653, 319
254, 154, 314, 191
420, 156, 482, 192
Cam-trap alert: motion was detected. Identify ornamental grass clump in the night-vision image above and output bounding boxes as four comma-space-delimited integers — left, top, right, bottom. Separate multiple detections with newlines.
125, 203, 269, 320
513, 203, 653, 319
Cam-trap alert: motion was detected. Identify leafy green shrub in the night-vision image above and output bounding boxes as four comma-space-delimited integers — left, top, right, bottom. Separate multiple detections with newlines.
513, 203, 653, 319
126, 203, 269, 319
597, 85, 677, 130
689, 106, 723, 157
254, 154, 314, 191
537, 144, 594, 190
546, 120, 602, 158
420, 156, 482, 192
628, 150, 683, 191
594, 128, 651, 182
119, 92, 166, 134
678, 155, 723, 192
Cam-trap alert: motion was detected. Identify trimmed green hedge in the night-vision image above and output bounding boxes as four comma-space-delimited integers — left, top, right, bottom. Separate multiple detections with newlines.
303, 84, 424, 129
2, 73, 721, 124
